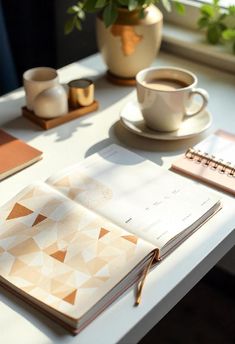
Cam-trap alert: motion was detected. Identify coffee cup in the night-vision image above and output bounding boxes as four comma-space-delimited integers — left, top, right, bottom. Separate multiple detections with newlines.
23, 67, 59, 110
136, 66, 209, 132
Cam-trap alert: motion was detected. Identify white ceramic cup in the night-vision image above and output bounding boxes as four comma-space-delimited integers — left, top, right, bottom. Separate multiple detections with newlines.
136, 66, 209, 132
23, 67, 59, 110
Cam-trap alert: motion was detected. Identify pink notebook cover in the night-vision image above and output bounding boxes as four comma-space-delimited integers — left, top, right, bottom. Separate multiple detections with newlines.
171, 130, 235, 196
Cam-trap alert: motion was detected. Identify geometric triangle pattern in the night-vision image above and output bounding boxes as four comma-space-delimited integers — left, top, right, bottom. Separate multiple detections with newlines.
122, 235, 138, 245
50, 250, 67, 263
98, 228, 109, 239
63, 289, 77, 305
6, 202, 33, 220
32, 214, 47, 227
0, 182, 152, 320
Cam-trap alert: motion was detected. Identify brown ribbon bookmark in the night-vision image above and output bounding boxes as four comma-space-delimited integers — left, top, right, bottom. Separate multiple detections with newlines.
135, 248, 161, 306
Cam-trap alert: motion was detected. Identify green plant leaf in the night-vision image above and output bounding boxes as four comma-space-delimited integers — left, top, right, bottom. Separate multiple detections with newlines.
198, 16, 209, 29
228, 5, 235, 15
219, 13, 226, 21
200, 4, 214, 18
138, 0, 148, 6
117, 0, 129, 6
222, 29, 235, 41
77, 9, 85, 20
103, 3, 118, 27
128, 0, 138, 11
139, 7, 145, 19
174, 2, 185, 15
83, 0, 99, 12
65, 17, 75, 34
74, 17, 82, 30
207, 24, 221, 44
233, 41, 235, 54
161, 0, 171, 12
67, 6, 79, 14
95, 0, 107, 8
219, 22, 227, 31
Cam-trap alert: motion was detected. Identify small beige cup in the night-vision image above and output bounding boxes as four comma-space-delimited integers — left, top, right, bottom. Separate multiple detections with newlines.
68, 79, 94, 108
136, 67, 209, 132
23, 67, 59, 110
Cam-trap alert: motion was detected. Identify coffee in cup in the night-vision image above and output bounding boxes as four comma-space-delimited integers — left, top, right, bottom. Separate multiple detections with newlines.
142, 78, 189, 91
136, 67, 209, 132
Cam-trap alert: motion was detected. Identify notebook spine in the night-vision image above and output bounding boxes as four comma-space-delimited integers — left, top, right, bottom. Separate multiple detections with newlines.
185, 148, 235, 177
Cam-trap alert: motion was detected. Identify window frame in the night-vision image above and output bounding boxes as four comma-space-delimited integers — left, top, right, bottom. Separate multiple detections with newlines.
158, 0, 235, 73
161, 0, 234, 29
160, 0, 203, 30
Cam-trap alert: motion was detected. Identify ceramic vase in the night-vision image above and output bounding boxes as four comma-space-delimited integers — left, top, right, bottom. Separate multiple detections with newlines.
96, 5, 163, 79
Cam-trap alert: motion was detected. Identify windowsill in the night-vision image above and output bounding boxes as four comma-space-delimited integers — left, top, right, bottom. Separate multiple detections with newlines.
162, 23, 235, 74
159, 0, 235, 74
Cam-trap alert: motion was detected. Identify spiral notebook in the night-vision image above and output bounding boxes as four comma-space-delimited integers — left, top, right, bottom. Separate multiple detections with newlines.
171, 130, 235, 195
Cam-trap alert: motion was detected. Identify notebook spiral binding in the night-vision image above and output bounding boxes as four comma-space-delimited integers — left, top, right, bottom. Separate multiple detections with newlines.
185, 148, 235, 177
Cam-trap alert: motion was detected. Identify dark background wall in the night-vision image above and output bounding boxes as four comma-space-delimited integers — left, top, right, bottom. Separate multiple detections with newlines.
54, 0, 97, 68
0, 0, 97, 95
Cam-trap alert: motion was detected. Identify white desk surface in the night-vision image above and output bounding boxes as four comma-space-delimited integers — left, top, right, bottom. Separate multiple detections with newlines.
0, 52, 234, 344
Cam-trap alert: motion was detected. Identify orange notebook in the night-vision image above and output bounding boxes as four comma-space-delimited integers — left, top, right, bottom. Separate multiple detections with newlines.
171, 130, 235, 196
0, 129, 42, 180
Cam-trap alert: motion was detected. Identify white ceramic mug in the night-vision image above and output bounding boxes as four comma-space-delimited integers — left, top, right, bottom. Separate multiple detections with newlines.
136, 66, 209, 132
23, 67, 59, 110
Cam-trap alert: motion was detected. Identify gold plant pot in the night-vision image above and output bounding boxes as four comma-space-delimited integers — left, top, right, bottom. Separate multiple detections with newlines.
96, 5, 163, 79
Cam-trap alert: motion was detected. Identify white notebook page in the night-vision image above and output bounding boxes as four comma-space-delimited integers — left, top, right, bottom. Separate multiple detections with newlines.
195, 132, 235, 165
48, 145, 220, 249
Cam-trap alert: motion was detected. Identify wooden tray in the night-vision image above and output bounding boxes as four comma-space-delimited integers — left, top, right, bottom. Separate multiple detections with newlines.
22, 100, 99, 130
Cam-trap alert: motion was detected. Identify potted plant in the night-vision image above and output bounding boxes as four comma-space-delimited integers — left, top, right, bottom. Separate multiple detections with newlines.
66, 1, 184, 82
197, 0, 235, 53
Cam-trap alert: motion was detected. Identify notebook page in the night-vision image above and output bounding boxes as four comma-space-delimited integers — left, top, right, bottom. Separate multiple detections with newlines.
48, 145, 220, 249
195, 130, 235, 164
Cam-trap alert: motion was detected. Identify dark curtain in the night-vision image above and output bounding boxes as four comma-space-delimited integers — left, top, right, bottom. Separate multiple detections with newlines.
0, 0, 97, 96
1, 0, 56, 95
0, 0, 18, 95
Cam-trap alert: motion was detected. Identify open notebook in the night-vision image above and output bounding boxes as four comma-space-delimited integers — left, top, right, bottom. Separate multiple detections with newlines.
0, 145, 221, 333
171, 130, 235, 195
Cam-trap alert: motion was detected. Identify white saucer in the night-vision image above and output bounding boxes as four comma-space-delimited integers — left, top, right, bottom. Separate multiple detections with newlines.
120, 100, 212, 140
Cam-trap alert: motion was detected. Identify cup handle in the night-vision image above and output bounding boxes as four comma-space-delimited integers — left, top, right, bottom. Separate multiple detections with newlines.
185, 88, 209, 116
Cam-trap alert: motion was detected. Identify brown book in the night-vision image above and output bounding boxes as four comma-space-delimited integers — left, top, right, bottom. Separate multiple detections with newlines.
0, 129, 42, 180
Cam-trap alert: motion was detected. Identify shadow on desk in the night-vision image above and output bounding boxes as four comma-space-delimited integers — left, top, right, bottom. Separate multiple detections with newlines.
139, 267, 235, 344
0, 286, 71, 338
2, 110, 96, 143
1, 267, 234, 343
0, 285, 71, 339
1, 74, 135, 143
85, 121, 211, 167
